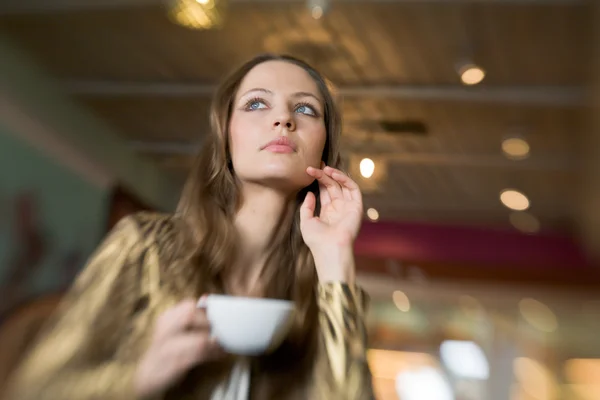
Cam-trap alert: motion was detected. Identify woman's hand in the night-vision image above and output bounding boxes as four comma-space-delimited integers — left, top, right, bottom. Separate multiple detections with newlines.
134, 299, 224, 399
300, 165, 363, 283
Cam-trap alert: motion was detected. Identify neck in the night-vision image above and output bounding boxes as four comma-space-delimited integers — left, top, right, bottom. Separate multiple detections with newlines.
230, 183, 296, 293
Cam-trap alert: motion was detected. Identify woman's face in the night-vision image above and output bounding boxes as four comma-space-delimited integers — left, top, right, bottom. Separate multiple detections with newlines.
229, 60, 327, 192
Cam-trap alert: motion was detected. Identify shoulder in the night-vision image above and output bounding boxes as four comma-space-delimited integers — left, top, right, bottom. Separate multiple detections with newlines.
78, 212, 183, 291
120, 212, 198, 298
63, 213, 180, 302
116, 212, 180, 243
102, 212, 183, 261
115, 212, 189, 264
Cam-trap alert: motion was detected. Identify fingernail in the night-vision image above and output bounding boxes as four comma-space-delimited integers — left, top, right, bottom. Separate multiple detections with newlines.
197, 294, 208, 308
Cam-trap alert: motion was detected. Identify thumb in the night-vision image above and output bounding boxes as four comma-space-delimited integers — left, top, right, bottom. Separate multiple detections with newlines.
300, 191, 316, 223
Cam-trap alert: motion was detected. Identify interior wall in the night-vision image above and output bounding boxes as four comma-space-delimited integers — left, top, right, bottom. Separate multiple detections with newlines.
0, 36, 180, 212
578, 2, 600, 261
0, 124, 108, 318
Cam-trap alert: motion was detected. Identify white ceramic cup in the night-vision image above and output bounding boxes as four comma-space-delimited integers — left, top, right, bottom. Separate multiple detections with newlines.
197, 294, 296, 356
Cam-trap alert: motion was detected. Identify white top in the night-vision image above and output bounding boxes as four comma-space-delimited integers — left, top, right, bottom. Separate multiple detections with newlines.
210, 360, 251, 400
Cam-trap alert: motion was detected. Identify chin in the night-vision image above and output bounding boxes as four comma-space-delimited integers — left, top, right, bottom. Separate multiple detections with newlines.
261, 163, 306, 179
242, 169, 312, 192
265, 174, 312, 191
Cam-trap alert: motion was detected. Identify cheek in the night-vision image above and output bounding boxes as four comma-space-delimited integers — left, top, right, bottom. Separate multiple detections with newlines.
305, 127, 327, 164
228, 120, 242, 157
229, 114, 257, 161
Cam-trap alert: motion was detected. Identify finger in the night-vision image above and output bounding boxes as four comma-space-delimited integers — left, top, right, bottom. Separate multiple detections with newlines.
155, 300, 210, 341
300, 191, 317, 223
156, 300, 197, 336
192, 308, 210, 331
307, 166, 343, 201
323, 168, 352, 201
322, 167, 353, 202
197, 294, 208, 308
318, 181, 331, 206
323, 167, 359, 190
323, 167, 362, 203
164, 333, 225, 373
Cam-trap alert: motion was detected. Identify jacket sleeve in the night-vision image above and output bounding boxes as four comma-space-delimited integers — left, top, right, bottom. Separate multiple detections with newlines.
310, 282, 376, 400
5, 216, 146, 400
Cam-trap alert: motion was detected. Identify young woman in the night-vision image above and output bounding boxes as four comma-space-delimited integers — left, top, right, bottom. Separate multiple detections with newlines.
7, 54, 375, 400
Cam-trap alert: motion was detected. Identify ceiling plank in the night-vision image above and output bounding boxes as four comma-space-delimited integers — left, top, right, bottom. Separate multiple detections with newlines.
128, 140, 576, 171
0, 0, 587, 16
64, 80, 584, 106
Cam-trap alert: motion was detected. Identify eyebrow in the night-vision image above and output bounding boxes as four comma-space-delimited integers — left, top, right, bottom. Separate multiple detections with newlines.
239, 88, 322, 104
292, 91, 322, 103
240, 88, 273, 98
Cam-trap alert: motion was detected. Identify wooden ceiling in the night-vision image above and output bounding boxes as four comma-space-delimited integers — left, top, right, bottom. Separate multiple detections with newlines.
0, 0, 593, 233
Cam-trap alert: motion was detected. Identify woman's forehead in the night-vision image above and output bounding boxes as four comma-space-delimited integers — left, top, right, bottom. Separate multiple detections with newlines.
237, 60, 322, 99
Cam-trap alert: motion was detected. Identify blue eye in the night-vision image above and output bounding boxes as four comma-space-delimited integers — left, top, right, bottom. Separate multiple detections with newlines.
244, 97, 268, 111
248, 100, 267, 110
296, 104, 317, 116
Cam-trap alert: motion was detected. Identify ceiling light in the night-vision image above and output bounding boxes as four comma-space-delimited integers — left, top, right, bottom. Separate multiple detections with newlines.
440, 340, 490, 380
168, 0, 225, 30
459, 295, 485, 318
366, 208, 379, 221
396, 367, 454, 400
509, 212, 540, 234
360, 158, 375, 178
307, 0, 329, 19
393, 290, 410, 312
514, 357, 558, 400
564, 358, 600, 386
502, 137, 530, 160
311, 6, 323, 19
500, 189, 530, 211
459, 64, 486, 86
519, 298, 558, 333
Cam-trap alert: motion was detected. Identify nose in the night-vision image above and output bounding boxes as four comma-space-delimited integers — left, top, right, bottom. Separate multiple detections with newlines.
273, 112, 296, 131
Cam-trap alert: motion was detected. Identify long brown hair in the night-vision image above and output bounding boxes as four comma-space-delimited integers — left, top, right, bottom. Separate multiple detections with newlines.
173, 54, 343, 399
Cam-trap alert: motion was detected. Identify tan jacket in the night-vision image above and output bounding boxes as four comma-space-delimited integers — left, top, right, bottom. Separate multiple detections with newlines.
6, 213, 375, 400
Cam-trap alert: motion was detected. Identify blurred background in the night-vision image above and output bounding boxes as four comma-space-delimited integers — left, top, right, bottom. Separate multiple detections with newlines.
0, 0, 599, 399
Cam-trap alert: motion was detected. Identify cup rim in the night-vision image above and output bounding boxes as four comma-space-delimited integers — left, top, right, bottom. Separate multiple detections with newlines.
197, 294, 294, 310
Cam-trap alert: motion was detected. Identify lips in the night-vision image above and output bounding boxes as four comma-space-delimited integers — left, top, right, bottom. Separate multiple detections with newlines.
261, 136, 297, 152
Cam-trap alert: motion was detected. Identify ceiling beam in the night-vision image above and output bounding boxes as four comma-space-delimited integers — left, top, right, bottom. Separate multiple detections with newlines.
66, 81, 584, 107
0, 0, 161, 14
129, 140, 576, 171
383, 151, 576, 170
0, 0, 587, 15
130, 140, 201, 155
